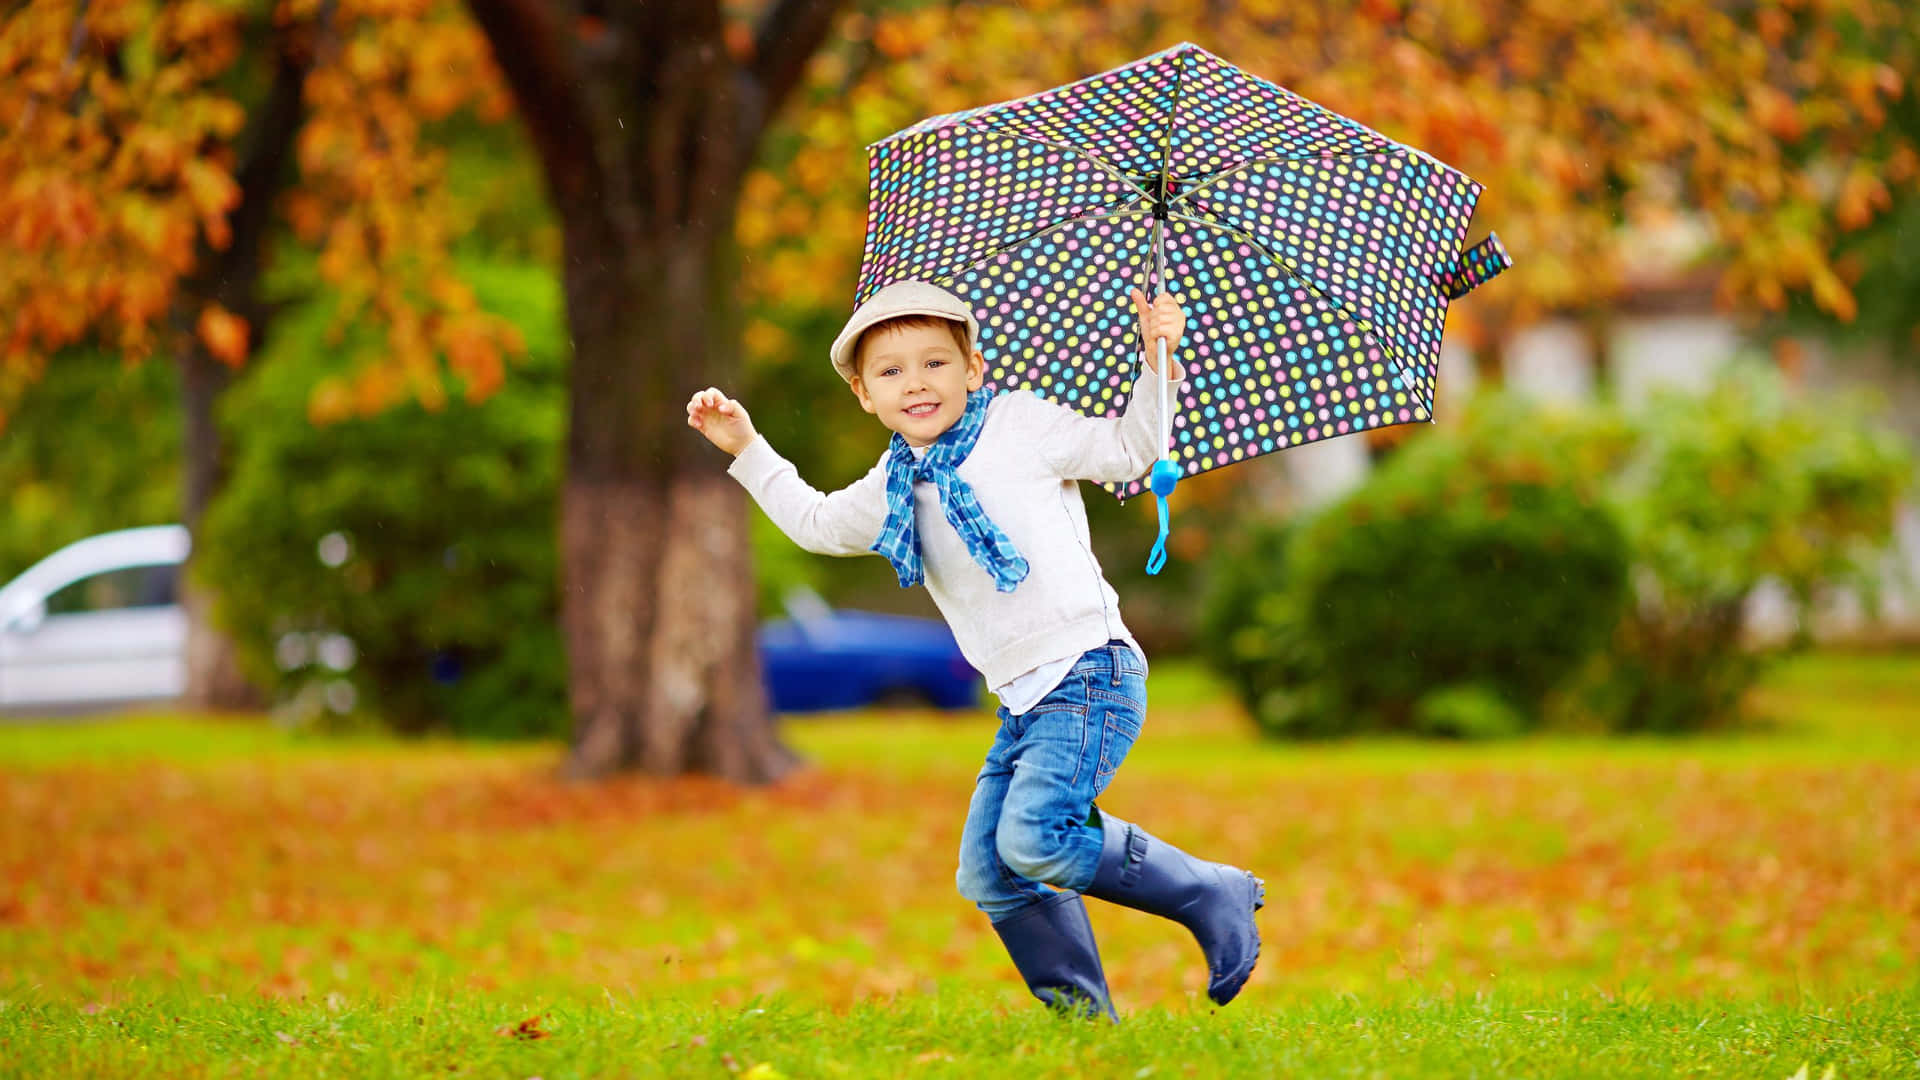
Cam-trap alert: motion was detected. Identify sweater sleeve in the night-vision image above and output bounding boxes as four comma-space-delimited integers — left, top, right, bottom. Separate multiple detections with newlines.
726, 436, 890, 557
1032, 360, 1188, 484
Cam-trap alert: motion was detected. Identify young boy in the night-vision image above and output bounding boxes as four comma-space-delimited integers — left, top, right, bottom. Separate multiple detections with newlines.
686, 280, 1263, 1019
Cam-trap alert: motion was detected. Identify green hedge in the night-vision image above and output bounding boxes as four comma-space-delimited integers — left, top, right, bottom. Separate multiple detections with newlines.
1202, 367, 1914, 738
1577, 366, 1915, 731
1203, 394, 1633, 738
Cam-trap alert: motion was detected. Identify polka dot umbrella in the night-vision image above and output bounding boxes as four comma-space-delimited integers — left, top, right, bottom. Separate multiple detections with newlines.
853, 42, 1511, 570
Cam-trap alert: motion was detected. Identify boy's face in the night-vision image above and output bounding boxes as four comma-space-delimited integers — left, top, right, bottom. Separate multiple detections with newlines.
849, 321, 987, 448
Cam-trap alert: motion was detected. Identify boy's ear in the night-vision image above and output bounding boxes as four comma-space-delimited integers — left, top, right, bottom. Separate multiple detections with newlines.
965, 349, 986, 392
849, 375, 877, 414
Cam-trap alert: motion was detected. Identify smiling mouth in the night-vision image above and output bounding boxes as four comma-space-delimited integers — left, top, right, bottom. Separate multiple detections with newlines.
903, 402, 941, 417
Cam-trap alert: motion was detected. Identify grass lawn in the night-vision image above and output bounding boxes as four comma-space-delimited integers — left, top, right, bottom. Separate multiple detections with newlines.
2, 651, 1916, 1077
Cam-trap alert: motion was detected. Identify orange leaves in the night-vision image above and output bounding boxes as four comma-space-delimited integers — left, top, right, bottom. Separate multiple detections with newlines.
870, 18, 924, 61
494, 1014, 551, 1040
293, 0, 522, 419
444, 315, 511, 403
181, 159, 241, 249
1834, 167, 1891, 232
197, 303, 250, 367
0, 0, 245, 369
3, 0, 520, 426
4, 677, 1920, 1007
1748, 84, 1803, 141
724, 21, 755, 64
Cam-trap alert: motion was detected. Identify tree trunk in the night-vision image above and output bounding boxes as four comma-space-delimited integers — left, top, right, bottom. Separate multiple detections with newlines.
553, 104, 796, 783
557, 219, 798, 782
178, 340, 262, 711
463, 0, 844, 782
174, 15, 321, 713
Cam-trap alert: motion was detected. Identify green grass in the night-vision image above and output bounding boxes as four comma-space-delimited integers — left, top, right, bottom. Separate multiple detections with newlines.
793, 651, 1920, 776
3, 986, 1915, 1079
2, 649, 1917, 1077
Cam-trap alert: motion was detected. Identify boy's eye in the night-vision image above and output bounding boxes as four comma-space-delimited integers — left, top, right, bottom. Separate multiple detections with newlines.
926, 358, 946, 368
880, 366, 901, 377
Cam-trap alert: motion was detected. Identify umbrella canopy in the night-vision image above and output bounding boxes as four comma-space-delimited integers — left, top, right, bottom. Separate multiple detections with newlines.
853, 42, 1510, 502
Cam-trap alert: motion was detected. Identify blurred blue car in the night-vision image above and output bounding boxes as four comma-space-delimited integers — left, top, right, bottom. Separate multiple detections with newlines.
759, 589, 982, 712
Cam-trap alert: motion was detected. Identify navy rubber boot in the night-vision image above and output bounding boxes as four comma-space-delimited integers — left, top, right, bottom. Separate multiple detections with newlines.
989, 892, 1119, 1022
1082, 811, 1265, 1006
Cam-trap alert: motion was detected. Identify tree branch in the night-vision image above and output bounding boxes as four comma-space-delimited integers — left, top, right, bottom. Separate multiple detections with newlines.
18, 0, 92, 132
745, 0, 846, 142
181, 5, 331, 318
463, 0, 597, 202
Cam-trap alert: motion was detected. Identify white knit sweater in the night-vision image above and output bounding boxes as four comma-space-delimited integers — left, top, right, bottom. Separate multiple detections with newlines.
727, 365, 1183, 689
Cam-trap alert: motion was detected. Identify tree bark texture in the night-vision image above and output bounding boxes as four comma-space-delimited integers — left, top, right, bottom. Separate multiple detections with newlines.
178, 341, 261, 711
466, 0, 845, 781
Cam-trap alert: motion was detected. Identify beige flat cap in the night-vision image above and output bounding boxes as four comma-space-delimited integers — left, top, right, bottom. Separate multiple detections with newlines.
829, 280, 981, 382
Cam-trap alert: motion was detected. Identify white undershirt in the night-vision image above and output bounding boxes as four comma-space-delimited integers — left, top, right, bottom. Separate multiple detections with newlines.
906, 443, 1146, 714
995, 635, 1149, 713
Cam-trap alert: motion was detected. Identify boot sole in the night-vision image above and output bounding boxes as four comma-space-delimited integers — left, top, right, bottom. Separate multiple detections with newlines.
1206, 873, 1265, 1007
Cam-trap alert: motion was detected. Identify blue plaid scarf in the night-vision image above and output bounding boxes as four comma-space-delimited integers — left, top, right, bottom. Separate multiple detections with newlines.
870, 389, 1029, 593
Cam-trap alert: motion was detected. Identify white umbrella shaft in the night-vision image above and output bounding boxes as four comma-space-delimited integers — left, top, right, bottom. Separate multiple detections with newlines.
1159, 336, 1169, 455
1152, 214, 1170, 460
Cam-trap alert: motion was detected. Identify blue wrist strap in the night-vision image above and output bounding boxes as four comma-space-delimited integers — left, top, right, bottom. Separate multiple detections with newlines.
1145, 459, 1179, 575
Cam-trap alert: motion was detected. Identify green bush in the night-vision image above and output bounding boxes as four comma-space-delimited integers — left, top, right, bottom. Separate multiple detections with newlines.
1203, 365, 1916, 740
0, 351, 180, 584
1576, 366, 1915, 732
1207, 393, 1635, 738
1197, 515, 1304, 721
1412, 683, 1530, 739
198, 259, 571, 737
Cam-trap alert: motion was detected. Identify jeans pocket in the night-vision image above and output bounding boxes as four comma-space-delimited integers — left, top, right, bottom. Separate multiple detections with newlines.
1089, 686, 1144, 791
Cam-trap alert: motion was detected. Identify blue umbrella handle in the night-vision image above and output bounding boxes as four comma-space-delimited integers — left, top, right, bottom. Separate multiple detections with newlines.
1145, 459, 1179, 575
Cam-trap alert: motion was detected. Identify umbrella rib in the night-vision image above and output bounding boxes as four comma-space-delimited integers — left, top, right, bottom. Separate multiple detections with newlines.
1154, 47, 1190, 231
934, 204, 1152, 287
1170, 148, 1421, 208
1165, 210, 1432, 413
958, 124, 1154, 200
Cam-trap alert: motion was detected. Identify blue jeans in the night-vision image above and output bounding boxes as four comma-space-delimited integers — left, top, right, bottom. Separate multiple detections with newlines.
955, 641, 1147, 921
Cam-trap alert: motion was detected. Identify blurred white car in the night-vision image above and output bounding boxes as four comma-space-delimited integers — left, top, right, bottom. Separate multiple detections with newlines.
0, 525, 189, 713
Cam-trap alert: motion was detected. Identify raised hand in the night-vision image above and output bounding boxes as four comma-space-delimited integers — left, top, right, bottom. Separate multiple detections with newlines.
686, 386, 758, 456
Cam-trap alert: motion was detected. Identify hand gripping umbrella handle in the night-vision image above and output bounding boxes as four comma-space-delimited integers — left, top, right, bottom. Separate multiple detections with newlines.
1145, 459, 1179, 575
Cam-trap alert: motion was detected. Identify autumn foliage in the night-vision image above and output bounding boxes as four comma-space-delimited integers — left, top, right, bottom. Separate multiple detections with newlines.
0, 0, 524, 428
736, 0, 1917, 375
5, 1, 1911, 420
